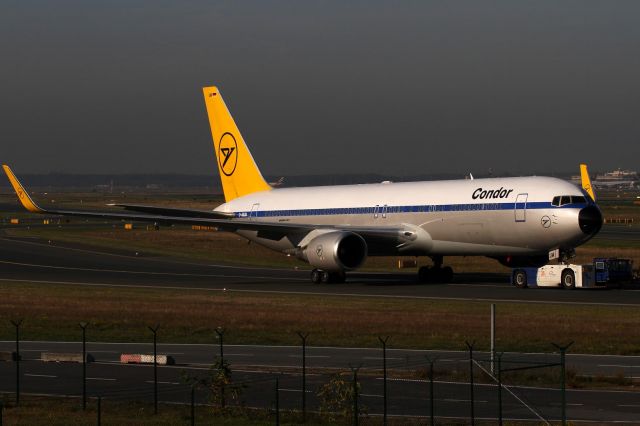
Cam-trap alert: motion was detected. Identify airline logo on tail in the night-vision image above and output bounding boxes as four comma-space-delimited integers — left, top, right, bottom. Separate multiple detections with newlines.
202, 86, 271, 202
219, 132, 238, 176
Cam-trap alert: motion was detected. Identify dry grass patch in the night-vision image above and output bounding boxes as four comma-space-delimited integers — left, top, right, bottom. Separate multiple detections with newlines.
1, 282, 639, 354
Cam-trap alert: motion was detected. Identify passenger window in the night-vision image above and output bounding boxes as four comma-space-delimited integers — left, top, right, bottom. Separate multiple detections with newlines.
560, 196, 571, 206
552, 196, 561, 207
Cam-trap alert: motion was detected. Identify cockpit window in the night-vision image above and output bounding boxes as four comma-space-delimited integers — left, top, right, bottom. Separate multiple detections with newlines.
552, 195, 588, 206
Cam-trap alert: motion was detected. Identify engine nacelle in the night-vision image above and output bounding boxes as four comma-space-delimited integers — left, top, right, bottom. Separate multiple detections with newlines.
492, 255, 549, 268
300, 231, 367, 272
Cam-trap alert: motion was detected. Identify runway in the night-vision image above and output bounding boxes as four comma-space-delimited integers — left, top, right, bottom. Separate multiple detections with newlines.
0, 231, 639, 306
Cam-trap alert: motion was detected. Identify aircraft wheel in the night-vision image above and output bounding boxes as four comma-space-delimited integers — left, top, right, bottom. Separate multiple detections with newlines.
561, 269, 576, 289
441, 266, 454, 283
513, 269, 528, 288
320, 270, 331, 284
311, 269, 322, 284
418, 266, 431, 283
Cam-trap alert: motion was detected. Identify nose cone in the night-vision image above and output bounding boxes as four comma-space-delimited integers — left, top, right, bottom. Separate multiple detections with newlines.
579, 205, 603, 236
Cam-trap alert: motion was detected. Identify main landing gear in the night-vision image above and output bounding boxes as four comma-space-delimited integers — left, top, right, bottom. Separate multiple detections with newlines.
418, 256, 454, 283
311, 269, 346, 284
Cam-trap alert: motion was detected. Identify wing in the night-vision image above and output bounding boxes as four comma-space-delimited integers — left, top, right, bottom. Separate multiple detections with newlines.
3, 165, 414, 250
108, 203, 234, 219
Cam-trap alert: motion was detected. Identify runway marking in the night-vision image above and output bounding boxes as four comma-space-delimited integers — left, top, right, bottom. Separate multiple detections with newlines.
25, 373, 57, 378
87, 377, 116, 381
279, 388, 313, 393
288, 355, 329, 358
618, 404, 640, 407
363, 356, 403, 360
1, 278, 637, 307
145, 381, 181, 385
0, 260, 306, 282
226, 353, 254, 357
441, 398, 488, 403
598, 364, 640, 368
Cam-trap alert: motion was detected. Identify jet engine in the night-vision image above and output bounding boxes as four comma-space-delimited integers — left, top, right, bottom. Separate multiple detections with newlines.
492, 255, 549, 268
300, 231, 367, 272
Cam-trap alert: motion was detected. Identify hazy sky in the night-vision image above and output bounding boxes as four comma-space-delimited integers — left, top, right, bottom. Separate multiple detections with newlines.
1, 1, 639, 177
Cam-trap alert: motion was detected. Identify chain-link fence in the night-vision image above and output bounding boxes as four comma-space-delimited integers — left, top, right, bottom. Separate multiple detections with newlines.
0, 320, 599, 425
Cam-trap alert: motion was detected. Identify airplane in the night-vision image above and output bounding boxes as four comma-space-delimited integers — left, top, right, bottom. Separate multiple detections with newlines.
3, 86, 603, 284
592, 180, 636, 190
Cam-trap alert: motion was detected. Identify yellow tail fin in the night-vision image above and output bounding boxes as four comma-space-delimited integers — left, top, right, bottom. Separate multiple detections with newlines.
580, 163, 596, 202
203, 86, 271, 202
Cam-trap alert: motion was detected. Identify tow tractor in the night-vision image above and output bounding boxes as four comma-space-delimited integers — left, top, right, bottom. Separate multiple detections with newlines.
511, 258, 634, 289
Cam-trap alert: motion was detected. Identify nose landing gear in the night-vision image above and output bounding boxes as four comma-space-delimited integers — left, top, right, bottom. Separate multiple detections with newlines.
559, 248, 576, 264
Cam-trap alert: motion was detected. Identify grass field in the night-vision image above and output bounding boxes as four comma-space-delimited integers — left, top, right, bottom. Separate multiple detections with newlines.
0, 395, 335, 426
0, 394, 534, 426
1, 281, 639, 355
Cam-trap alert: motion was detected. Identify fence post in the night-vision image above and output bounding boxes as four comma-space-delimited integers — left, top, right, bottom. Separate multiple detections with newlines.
490, 304, 496, 374
497, 352, 503, 426
552, 341, 574, 426
378, 336, 389, 426
80, 322, 88, 410
465, 340, 476, 426
215, 327, 226, 408
220, 383, 225, 409
96, 396, 102, 426
425, 356, 436, 426
191, 386, 195, 426
1, 398, 3, 426
275, 377, 280, 426
148, 324, 160, 415
10, 319, 22, 406
349, 364, 361, 426
297, 331, 309, 423
215, 327, 224, 364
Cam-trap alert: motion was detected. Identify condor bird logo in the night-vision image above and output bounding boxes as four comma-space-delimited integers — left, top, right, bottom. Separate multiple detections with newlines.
218, 132, 238, 176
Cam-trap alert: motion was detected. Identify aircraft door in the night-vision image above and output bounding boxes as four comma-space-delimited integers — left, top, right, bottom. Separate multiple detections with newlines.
249, 203, 260, 221
514, 193, 528, 222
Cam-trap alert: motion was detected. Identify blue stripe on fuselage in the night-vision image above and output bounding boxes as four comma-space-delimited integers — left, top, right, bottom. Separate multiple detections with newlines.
234, 202, 586, 218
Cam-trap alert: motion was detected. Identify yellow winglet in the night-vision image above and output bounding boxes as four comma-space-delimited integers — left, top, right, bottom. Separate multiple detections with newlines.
2, 165, 44, 213
580, 163, 596, 202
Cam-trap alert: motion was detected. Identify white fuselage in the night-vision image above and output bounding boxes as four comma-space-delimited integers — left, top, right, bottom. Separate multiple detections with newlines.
215, 176, 595, 257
